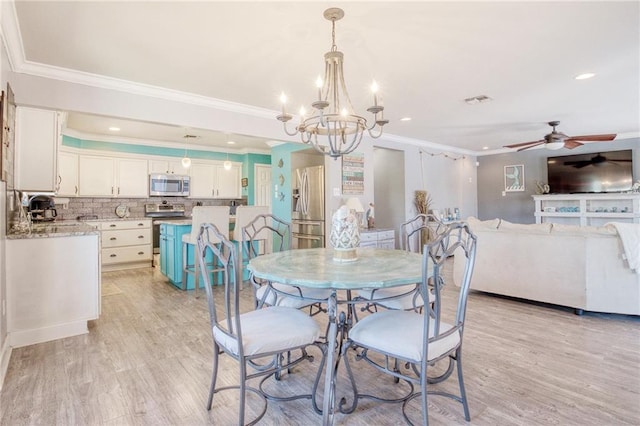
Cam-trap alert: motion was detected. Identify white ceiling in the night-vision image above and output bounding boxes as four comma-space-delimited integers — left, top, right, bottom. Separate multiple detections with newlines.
11, 1, 640, 154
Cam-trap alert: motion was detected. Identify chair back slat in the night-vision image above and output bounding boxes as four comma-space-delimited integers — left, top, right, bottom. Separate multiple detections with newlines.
242, 214, 291, 259
422, 221, 477, 358
197, 223, 244, 354
400, 213, 448, 253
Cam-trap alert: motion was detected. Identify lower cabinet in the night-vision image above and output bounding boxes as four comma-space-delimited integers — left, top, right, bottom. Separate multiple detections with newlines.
100, 219, 152, 270
359, 229, 396, 249
6, 234, 101, 347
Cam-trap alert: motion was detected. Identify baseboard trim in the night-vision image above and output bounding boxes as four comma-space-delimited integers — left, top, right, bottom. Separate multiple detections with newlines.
0, 338, 12, 392
9, 321, 89, 349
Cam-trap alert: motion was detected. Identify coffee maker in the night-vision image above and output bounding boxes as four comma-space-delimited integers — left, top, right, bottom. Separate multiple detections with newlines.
28, 194, 57, 222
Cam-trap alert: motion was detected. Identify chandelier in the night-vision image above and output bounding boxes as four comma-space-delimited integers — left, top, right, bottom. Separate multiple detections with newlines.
277, 8, 389, 159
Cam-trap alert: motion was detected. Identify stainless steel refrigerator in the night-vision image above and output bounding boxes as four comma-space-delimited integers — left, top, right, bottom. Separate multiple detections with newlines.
292, 165, 325, 249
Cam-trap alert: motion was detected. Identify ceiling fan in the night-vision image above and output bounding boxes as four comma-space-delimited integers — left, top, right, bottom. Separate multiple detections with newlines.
564, 153, 632, 169
504, 121, 617, 152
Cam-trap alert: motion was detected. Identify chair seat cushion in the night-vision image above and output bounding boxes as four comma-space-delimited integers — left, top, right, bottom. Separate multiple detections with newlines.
256, 283, 331, 309
214, 307, 321, 357
348, 310, 460, 363
357, 285, 434, 310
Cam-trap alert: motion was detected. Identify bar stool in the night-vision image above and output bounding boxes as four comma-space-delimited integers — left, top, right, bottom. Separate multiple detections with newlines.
182, 206, 230, 297
232, 205, 270, 288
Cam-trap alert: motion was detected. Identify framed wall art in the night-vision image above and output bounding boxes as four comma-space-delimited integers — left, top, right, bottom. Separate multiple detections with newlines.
504, 164, 525, 192
342, 152, 364, 195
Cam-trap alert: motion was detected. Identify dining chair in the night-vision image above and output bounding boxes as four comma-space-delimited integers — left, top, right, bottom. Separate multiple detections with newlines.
182, 206, 229, 298
243, 213, 330, 315
196, 223, 324, 425
232, 205, 270, 288
356, 214, 449, 312
341, 221, 478, 425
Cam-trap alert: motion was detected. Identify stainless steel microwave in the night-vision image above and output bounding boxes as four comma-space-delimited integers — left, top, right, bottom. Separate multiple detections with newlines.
149, 174, 190, 197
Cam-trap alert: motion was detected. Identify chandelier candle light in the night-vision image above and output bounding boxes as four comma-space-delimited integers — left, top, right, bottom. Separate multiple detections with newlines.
277, 8, 389, 159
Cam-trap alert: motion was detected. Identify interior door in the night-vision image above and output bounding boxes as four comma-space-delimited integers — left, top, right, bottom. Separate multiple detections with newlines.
254, 164, 272, 208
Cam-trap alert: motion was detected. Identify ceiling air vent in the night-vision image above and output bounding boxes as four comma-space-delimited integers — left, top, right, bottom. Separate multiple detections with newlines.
464, 95, 492, 105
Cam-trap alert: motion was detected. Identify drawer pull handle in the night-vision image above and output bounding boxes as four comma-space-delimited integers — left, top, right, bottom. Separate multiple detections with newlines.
110, 237, 117, 241
110, 254, 117, 258
110, 224, 116, 227
138, 223, 144, 226
138, 251, 144, 255
138, 235, 144, 239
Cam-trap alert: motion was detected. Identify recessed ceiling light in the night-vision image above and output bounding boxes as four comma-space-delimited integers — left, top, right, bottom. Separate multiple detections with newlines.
575, 73, 595, 80
464, 95, 492, 105
108, 126, 120, 131
400, 117, 412, 122
482, 146, 489, 150
227, 140, 236, 145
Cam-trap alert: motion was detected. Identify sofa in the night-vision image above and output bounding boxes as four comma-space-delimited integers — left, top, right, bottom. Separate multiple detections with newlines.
453, 217, 640, 315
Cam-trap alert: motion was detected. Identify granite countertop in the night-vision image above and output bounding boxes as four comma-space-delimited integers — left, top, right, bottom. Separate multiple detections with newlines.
7, 221, 100, 240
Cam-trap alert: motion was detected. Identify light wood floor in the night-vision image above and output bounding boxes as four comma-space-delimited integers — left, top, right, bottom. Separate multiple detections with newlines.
1, 263, 639, 425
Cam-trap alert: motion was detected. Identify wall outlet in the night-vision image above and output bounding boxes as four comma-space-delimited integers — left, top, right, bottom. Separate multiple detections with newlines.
333, 187, 341, 196
502, 191, 506, 197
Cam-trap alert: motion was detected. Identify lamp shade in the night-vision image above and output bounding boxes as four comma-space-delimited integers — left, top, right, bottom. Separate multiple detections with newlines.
345, 197, 365, 213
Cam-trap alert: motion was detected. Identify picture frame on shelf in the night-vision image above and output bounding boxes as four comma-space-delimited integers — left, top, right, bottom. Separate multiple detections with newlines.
504, 164, 525, 192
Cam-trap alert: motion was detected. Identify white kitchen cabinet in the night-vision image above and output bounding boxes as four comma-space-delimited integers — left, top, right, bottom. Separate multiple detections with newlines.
57, 150, 79, 196
190, 161, 241, 199
6, 234, 101, 347
100, 219, 152, 270
15, 107, 60, 191
116, 158, 149, 197
149, 159, 190, 175
78, 155, 148, 197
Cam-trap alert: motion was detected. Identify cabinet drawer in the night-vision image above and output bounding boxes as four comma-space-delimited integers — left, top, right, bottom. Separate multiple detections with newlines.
359, 232, 378, 243
100, 220, 151, 231
102, 229, 151, 248
102, 245, 152, 265
378, 230, 395, 241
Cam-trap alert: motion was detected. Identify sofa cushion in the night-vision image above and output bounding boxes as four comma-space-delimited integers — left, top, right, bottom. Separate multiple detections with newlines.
466, 216, 500, 230
498, 220, 552, 234
552, 223, 617, 236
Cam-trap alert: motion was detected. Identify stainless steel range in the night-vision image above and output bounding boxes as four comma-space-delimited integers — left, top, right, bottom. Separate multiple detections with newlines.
145, 203, 187, 254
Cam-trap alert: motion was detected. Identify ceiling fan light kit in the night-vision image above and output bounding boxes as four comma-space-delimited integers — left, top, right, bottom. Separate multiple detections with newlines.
276, 8, 388, 159
504, 121, 617, 152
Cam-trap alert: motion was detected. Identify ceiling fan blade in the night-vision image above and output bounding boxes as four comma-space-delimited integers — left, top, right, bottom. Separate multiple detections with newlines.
516, 141, 545, 152
566, 134, 617, 142
504, 139, 545, 149
563, 140, 583, 149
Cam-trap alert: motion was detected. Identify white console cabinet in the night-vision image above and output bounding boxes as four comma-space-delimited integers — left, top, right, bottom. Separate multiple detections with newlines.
533, 194, 640, 226
359, 229, 396, 249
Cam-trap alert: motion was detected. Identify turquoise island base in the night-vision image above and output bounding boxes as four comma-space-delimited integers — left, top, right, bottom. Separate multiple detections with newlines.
159, 222, 246, 290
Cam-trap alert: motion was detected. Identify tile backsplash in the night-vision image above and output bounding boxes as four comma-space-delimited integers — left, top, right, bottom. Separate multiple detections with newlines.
53, 196, 247, 221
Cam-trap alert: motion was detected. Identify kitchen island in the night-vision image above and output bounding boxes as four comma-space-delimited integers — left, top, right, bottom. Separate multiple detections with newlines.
7, 222, 101, 347
157, 219, 240, 290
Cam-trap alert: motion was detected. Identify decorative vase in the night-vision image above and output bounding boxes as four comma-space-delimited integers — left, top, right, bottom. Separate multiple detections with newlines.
330, 205, 360, 262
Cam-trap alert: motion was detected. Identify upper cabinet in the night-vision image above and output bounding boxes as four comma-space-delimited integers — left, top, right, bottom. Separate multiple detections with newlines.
57, 150, 78, 196
190, 162, 241, 199
15, 107, 61, 191
78, 155, 148, 197
149, 159, 190, 175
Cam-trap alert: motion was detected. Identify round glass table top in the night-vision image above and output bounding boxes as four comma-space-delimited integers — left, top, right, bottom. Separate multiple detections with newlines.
248, 248, 423, 290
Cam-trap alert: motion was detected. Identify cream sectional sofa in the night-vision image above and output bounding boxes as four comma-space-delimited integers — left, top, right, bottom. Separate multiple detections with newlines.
453, 217, 640, 315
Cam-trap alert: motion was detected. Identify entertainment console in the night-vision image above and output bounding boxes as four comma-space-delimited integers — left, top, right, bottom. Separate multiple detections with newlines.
533, 193, 640, 226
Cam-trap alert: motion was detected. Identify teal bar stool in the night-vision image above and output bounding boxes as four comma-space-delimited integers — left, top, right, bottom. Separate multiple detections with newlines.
182, 206, 230, 297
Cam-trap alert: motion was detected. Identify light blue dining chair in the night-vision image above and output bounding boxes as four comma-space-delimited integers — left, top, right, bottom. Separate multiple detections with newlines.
341, 221, 478, 425
196, 223, 324, 425
356, 214, 448, 313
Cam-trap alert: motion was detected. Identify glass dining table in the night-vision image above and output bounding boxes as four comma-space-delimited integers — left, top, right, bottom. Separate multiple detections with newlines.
247, 247, 424, 425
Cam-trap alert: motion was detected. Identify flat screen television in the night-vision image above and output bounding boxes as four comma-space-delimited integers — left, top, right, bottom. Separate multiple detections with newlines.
547, 149, 634, 194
